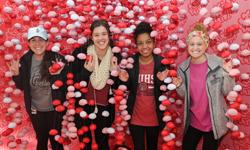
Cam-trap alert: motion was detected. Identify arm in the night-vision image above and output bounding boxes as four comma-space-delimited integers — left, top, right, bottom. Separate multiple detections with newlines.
175, 67, 186, 99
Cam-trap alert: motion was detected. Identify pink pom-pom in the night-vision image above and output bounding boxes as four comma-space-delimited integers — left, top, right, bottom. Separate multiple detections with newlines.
227, 91, 238, 101
153, 48, 161, 54
79, 99, 88, 106
126, 63, 133, 69
127, 57, 134, 63
112, 46, 121, 53
4, 54, 14, 60
111, 70, 119, 77
209, 32, 219, 40
108, 97, 115, 104
159, 104, 167, 111
160, 85, 167, 91
229, 69, 240, 77
150, 30, 158, 37
240, 73, 249, 80
106, 79, 114, 85
118, 85, 127, 91
239, 104, 247, 111
65, 55, 75, 63
77, 53, 86, 60
242, 33, 250, 40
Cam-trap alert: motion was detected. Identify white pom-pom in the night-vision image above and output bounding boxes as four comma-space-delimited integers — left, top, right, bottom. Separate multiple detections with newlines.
231, 58, 240, 66
231, 3, 239, 11
200, 0, 208, 6
203, 17, 213, 26
3, 97, 12, 103
217, 42, 229, 51
233, 84, 242, 92
164, 77, 172, 84
159, 95, 167, 101
211, 6, 222, 17
209, 31, 219, 40
8, 122, 17, 129
79, 99, 88, 106
167, 84, 176, 90
226, 108, 238, 116
229, 43, 240, 51
199, 7, 208, 16
88, 113, 96, 119
52, 45, 60, 52
66, 0, 75, 7
240, 73, 249, 80
106, 127, 115, 134
242, 19, 250, 27
163, 115, 172, 122
74, 91, 81, 98
102, 111, 110, 117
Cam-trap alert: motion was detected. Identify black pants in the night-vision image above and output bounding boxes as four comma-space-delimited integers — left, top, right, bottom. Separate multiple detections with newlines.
30, 111, 64, 150
182, 125, 220, 150
77, 105, 114, 150
129, 124, 159, 150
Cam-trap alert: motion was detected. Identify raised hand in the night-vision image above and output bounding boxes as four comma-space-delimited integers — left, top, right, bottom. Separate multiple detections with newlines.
157, 69, 169, 81
49, 58, 65, 75
172, 76, 182, 88
119, 69, 129, 82
7, 60, 20, 76
84, 55, 95, 72
110, 56, 119, 71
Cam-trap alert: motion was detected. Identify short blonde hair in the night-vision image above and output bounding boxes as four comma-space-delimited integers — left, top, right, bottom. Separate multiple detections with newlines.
186, 23, 209, 48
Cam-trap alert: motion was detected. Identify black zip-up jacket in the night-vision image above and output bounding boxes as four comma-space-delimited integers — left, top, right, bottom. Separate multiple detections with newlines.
126, 53, 169, 129
12, 50, 67, 116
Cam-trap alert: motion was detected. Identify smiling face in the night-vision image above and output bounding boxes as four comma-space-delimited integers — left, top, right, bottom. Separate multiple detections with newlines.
28, 36, 48, 60
188, 36, 207, 64
92, 25, 110, 52
136, 33, 154, 60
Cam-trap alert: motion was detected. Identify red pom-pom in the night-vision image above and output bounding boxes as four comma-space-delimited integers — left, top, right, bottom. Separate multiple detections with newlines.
49, 129, 58, 135
52, 99, 61, 106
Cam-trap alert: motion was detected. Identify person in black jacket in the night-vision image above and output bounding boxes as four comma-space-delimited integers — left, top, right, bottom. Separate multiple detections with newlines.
8, 26, 65, 150
125, 22, 169, 150
71, 19, 127, 150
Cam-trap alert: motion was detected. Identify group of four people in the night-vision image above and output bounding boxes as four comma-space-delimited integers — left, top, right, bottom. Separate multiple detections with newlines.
8, 19, 234, 150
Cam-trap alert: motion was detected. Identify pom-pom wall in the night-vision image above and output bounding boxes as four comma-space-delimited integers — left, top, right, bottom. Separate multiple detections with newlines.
0, 0, 250, 149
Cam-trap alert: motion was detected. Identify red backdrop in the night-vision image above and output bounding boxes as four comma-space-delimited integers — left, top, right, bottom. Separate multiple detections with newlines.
0, 0, 250, 149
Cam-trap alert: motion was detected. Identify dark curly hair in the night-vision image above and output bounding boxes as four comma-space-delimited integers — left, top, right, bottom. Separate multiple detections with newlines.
133, 21, 153, 43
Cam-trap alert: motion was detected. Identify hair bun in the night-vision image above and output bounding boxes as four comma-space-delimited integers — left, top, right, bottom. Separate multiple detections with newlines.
192, 23, 208, 34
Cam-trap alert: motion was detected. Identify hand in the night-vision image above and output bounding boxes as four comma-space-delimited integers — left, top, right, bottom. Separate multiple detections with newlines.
172, 77, 182, 88
84, 55, 95, 72
223, 60, 232, 73
119, 69, 129, 82
157, 69, 169, 81
49, 58, 65, 75
110, 56, 119, 71
7, 59, 20, 76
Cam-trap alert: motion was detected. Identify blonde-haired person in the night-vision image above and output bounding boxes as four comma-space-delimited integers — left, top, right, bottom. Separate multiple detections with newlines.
173, 24, 235, 150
